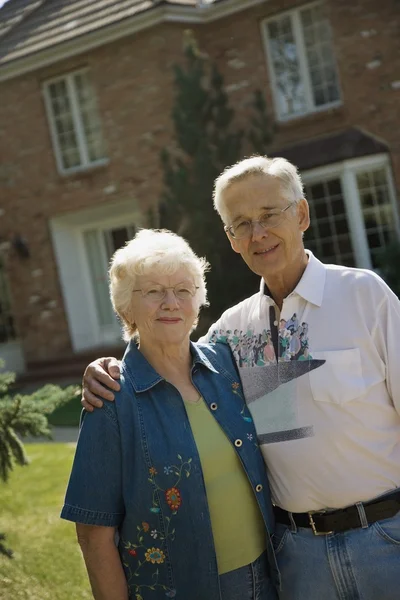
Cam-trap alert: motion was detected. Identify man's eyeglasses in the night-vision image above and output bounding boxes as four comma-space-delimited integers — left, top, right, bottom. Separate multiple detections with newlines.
224, 203, 293, 239
132, 283, 199, 302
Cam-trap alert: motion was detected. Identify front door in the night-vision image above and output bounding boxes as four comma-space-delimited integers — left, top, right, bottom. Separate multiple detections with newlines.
83, 225, 136, 345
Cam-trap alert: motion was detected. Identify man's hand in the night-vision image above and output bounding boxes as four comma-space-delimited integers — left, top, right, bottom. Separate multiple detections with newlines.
81, 357, 121, 412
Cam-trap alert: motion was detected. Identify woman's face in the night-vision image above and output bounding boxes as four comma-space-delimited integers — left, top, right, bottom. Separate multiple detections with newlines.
128, 267, 201, 348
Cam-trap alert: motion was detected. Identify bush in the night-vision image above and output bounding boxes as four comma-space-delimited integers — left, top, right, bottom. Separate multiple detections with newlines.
0, 361, 79, 556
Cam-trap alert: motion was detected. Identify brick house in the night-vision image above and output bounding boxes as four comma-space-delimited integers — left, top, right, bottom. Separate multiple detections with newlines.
0, 0, 399, 378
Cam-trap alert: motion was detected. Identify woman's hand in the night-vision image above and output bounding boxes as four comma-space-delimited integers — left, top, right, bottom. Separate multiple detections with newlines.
81, 357, 121, 411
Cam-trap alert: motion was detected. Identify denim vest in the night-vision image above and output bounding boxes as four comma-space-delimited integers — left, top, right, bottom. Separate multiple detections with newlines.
61, 341, 279, 599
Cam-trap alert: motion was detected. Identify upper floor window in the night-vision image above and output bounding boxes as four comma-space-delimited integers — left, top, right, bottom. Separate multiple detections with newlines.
263, 2, 341, 121
43, 70, 107, 174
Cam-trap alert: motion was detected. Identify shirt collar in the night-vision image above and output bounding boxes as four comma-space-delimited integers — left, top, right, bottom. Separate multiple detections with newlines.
123, 339, 217, 393
259, 249, 326, 309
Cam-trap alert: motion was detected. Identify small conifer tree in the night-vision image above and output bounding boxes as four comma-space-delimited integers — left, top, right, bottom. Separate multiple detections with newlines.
158, 32, 274, 329
0, 362, 78, 557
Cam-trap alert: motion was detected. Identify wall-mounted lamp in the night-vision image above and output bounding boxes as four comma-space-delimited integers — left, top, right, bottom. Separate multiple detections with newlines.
12, 235, 30, 259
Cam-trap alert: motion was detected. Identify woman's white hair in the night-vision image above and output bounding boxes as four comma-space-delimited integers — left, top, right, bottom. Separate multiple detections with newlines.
109, 229, 209, 341
213, 155, 304, 223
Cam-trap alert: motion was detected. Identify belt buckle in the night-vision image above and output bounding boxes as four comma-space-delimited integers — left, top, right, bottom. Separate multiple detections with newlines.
308, 512, 333, 536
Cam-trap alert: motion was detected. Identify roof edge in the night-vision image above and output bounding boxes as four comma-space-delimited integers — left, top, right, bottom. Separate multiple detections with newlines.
0, 0, 266, 83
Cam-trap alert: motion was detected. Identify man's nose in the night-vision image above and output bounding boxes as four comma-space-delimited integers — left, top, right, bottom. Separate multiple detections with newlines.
251, 221, 268, 242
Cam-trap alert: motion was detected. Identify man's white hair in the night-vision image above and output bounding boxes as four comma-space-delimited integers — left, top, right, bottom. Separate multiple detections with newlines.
109, 229, 209, 341
213, 155, 304, 223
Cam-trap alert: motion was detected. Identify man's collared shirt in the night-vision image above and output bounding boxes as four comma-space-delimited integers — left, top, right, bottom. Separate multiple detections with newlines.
201, 251, 400, 513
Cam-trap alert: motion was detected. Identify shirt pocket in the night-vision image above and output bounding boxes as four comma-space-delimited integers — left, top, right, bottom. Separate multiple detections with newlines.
309, 348, 366, 405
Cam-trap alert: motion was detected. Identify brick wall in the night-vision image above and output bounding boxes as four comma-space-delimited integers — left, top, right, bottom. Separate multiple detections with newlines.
0, 0, 399, 365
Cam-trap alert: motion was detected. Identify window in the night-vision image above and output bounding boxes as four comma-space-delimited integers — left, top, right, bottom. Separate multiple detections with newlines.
83, 225, 136, 329
263, 2, 341, 120
357, 169, 395, 267
0, 259, 16, 344
43, 70, 107, 174
303, 156, 399, 269
306, 178, 356, 266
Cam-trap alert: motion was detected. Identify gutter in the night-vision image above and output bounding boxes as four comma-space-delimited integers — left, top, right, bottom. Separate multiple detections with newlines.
0, 0, 266, 83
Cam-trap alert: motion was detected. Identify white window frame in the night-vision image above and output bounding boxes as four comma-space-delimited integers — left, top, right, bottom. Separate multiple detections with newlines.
302, 154, 400, 269
43, 68, 108, 175
80, 221, 137, 335
261, 0, 342, 122
50, 200, 143, 352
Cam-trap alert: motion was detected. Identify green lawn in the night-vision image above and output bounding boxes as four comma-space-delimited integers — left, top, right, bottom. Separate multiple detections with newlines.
0, 443, 92, 600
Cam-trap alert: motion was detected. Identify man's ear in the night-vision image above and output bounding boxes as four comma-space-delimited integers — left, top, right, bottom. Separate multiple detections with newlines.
297, 198, 310, 234
224, 227, 241, 254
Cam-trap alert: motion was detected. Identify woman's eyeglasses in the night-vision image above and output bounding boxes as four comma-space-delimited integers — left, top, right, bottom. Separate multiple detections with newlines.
132, 283, 199, 302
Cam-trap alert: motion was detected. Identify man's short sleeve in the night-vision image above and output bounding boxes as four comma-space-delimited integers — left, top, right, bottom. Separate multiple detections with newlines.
61, 403, 124, 527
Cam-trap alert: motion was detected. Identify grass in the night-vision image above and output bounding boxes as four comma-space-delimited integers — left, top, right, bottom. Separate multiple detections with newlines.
0, 443, 92, 600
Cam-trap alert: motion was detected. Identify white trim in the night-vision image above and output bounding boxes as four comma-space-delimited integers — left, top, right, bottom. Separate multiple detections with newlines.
302, 153, 400, 269
341, 166, 372, 269
292, 10, 314, 111
302, 154, 389, 182
50, 199, 143, 352
261, 0, 342, 122
0, 0, 267, 83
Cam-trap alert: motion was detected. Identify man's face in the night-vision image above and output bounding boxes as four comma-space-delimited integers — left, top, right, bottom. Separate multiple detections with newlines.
221, 174, 310, 280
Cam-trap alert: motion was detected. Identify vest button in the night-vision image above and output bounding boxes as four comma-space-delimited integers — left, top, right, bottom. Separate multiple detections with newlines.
210, 403, 218, 411
234, 439, 243, 448
255, 484, 263, 492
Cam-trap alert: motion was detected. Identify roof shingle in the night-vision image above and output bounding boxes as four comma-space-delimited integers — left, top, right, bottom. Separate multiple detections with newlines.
0, 0, 202, 66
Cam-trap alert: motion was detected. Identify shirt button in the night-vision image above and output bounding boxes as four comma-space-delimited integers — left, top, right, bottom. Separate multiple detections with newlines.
255, 484, 263, 492
210, 403, 218, 411
234, 439, 243, 448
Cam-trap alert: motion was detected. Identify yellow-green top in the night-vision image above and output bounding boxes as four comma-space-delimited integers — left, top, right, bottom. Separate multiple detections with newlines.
184, 397, 266, 574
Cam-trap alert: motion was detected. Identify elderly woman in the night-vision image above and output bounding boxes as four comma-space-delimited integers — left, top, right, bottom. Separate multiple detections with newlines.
61, 229, 278, 600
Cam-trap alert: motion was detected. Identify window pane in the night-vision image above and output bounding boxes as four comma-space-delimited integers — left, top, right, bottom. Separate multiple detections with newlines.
74, 72, 106, 162
301, 5, 340, 107
267, 15, 307, 118
48, 79, 81, 170
84, 226, 137, 329
305, 178, 355, 266
83, 230, 115, 328
357, 168, 398, 266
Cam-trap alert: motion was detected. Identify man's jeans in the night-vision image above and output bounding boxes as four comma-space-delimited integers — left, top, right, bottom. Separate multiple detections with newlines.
273, 510, 400, 600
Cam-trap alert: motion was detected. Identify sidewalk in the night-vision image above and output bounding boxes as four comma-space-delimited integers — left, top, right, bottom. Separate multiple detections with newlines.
23, 426, 79, 444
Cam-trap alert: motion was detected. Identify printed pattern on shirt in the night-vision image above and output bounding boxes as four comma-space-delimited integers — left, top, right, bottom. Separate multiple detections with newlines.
209, 320, 325, 445
209, 315, 312, 366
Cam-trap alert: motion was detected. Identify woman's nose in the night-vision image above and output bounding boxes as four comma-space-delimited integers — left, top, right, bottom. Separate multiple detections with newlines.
162, 289, 180, 308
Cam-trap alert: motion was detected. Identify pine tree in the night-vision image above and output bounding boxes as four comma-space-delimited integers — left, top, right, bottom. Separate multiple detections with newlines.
0, 362, 78, 557
158, 32, 274, 330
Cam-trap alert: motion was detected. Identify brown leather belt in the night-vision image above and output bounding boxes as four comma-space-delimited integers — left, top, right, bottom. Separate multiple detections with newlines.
273, 491, 400, 535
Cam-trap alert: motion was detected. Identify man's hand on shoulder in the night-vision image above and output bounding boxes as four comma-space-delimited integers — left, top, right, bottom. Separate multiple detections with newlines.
81, 357, 121, 412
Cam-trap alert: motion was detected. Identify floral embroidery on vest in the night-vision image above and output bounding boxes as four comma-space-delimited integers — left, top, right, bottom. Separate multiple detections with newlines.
122, 455, 192, 598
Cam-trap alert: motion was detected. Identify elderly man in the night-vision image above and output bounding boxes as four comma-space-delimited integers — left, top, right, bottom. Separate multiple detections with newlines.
82, 156, 400, 599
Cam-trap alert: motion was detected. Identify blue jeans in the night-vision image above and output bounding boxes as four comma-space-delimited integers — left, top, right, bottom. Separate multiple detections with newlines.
219, 551, 278, 600
273, 510, 400, 600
